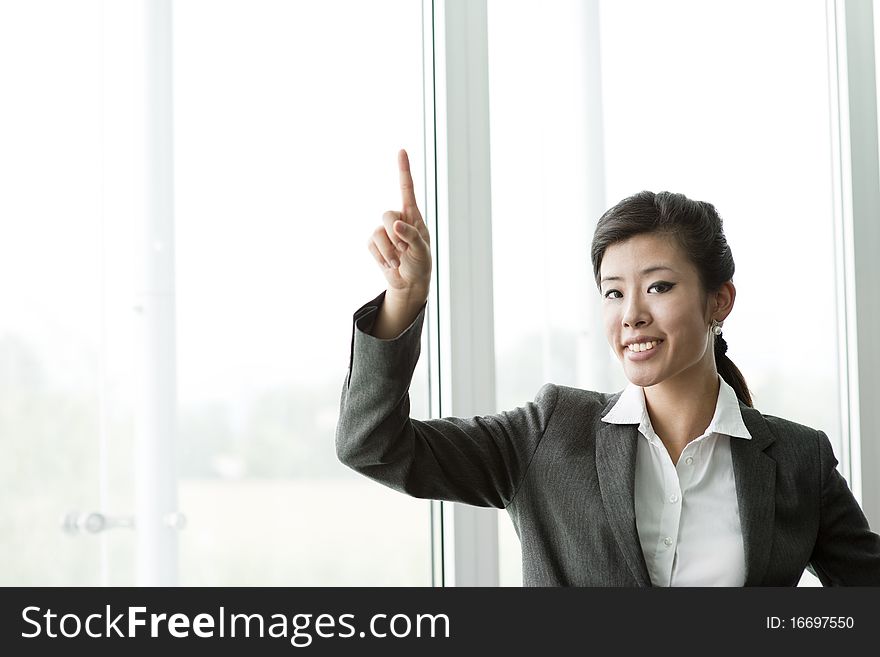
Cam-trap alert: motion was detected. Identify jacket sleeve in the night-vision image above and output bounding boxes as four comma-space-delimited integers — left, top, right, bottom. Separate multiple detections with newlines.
335, 290, 558, 509
808, 429, 880, 585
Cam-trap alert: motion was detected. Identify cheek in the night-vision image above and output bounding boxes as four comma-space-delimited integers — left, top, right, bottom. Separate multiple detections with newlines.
665, 315, 708, 353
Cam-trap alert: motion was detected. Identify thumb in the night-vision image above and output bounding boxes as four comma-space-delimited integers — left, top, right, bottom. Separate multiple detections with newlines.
393, 220, 423, 254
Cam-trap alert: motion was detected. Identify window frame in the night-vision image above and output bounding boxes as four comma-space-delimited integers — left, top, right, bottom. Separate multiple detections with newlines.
826, 0, 880, 525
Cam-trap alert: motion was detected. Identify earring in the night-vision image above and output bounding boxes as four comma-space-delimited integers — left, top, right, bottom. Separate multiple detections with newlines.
711, 320, 723, 335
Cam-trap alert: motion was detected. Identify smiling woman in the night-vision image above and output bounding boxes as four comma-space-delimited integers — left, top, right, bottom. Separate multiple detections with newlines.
590, 190, 880, 585
337, 147, 880, 585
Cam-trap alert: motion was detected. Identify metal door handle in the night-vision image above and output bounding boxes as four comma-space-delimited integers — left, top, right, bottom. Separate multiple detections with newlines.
61, 511, 186, 534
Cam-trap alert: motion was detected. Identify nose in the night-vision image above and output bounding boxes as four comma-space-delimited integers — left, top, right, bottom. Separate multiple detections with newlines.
622, 297, 650, 329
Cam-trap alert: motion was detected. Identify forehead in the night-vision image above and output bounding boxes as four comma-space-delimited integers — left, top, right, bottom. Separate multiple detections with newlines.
600, 234, 693, 280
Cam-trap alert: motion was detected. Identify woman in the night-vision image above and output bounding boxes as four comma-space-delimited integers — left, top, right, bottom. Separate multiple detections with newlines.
336, 149, 880, 586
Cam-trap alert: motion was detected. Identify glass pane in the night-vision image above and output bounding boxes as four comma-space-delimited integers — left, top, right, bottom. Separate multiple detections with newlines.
0, 0, 137, 584
173, 0, 430, 585
488, 0, 835, 586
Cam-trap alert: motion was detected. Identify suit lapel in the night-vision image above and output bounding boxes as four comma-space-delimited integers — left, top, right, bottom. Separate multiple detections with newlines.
732, 402, 777, 586
594, 392, 777, 587
595, 392, 652, 587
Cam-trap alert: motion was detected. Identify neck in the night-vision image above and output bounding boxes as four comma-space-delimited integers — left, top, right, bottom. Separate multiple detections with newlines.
643, 362, 720, 447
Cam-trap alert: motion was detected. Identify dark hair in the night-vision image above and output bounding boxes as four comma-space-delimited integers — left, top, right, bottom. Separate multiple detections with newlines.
590, 191, 753, 408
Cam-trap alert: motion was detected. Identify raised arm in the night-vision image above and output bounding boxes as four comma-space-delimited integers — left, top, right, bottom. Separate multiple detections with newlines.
337, 149, 558, 508
337, 290, 558, 508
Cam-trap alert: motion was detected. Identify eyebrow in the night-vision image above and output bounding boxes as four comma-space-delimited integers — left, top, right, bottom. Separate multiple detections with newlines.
600, 266, 677, 285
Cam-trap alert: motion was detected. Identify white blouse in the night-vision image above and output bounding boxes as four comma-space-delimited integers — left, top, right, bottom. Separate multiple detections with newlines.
601, 374, 752, 586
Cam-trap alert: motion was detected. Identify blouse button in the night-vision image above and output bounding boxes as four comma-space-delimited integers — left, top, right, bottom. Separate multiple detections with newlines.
685, 456, 694, 465
664, 537, 673, 547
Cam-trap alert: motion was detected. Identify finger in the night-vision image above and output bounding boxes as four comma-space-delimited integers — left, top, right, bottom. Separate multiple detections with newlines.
387, 202, 430, 247
368, 240, 390, 269
372, 226, 401, 269
368, 241, 395, 270
382, 211, 407, 250
398, 149, 420, 218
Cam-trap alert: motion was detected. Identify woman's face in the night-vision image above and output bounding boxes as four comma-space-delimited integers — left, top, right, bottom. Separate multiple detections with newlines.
599, 233, 723, 388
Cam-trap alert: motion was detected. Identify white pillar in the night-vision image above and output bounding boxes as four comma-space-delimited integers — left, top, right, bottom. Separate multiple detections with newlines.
434, 0, 500, 586
133, 0, 179, 586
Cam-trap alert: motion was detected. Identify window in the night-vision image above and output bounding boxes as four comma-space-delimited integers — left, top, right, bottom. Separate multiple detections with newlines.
172, 0, 430, 586
0, 0, 431, 586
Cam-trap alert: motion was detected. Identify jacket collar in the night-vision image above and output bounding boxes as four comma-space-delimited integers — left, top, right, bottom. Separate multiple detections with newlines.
593, 380, 776, 587
600, 373, 753, 442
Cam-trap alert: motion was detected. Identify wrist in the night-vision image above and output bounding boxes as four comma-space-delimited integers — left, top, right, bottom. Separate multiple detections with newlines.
386, 286, 428, 310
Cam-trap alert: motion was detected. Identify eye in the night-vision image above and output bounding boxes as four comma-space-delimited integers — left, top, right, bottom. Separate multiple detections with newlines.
602, 281, 675, 299
648, 283, 675, 294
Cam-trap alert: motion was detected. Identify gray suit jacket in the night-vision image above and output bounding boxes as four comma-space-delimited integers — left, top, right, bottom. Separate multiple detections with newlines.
336, 291, 880, 586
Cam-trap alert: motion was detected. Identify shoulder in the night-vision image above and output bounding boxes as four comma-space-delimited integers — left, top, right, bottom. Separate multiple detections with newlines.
747, 407, 831, 466
757, 412, 821, 441
554, 384, 616, 406
531, 383, 616, 422
534, 383, 614, 405
751, 409, 829, 450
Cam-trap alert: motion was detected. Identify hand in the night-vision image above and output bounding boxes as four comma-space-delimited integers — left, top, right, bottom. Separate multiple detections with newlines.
367, 149, 433, 297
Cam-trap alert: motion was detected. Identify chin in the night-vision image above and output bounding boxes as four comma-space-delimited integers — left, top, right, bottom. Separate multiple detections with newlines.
623, 365, 663, 388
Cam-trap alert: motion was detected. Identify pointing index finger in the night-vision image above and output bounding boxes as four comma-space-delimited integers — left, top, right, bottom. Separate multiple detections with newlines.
398, 149, 418, 215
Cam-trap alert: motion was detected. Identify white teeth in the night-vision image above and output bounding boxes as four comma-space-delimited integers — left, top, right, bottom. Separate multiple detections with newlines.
627, 340, 660, 352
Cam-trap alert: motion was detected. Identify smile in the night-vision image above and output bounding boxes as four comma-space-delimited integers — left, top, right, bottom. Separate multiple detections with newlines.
627, 340, 662, 353
625, 340, 664, 361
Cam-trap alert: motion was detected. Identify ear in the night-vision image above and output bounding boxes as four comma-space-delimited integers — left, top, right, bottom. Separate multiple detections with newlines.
712, 281, 736, 322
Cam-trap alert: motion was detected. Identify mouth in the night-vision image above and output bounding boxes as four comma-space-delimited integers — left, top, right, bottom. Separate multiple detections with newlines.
624, 339, 664, 361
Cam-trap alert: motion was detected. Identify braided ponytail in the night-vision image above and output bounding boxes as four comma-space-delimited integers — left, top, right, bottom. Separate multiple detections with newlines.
713, 330, 752, 407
